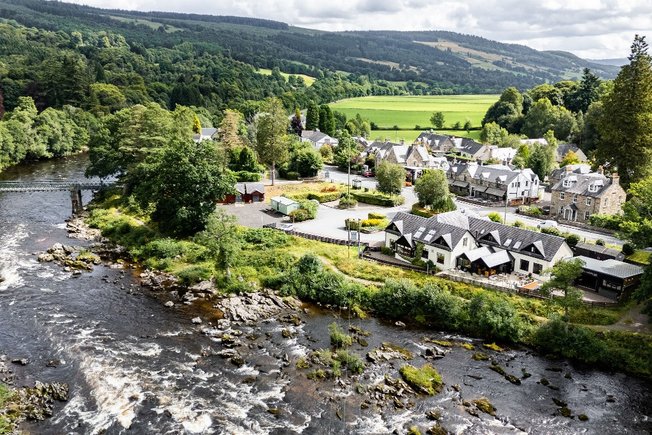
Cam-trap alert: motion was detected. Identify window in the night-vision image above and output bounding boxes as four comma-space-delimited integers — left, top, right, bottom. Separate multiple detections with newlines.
572, 195, 577, 203
559, 192, 565, 200
525, 181, 529, 187
422, 250, 429, 259
533, 263, 543, 274
584, 211, 590, 221
604, 198, 609, 206
520, 259, 530, 271
463, 237, 468, 247
586, 197, 592, 206
437, 253, 445, 264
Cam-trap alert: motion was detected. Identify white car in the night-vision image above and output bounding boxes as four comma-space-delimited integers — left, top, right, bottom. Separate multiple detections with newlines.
537, 220, 558, 230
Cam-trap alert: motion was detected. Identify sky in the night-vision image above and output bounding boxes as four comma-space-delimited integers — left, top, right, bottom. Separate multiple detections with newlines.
68, 0, 651, 59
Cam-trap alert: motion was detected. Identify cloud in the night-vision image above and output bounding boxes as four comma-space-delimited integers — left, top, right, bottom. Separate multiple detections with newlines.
66, 0, 652, 58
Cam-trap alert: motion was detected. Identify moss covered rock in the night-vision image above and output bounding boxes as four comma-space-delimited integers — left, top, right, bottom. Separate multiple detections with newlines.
399, 364, 443, 396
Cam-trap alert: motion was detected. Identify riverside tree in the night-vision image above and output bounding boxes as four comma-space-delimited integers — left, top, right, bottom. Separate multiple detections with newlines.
597, 35, 652, 188
195, 209, 241, 279
540, 258, 585, 319
254, 98, 290, 186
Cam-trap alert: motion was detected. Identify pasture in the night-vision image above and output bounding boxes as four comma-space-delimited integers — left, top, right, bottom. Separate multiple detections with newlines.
329, 95, 498, 130
368, 129, 481, 143
257, 68, 316, 86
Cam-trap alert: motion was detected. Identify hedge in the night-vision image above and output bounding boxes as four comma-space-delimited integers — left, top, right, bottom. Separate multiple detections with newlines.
235, 171, 262, 182
352, 191, 405, 207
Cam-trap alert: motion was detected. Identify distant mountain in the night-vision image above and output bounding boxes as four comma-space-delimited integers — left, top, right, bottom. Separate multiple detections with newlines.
0, 0, 619, 95
587, 58, 629, 67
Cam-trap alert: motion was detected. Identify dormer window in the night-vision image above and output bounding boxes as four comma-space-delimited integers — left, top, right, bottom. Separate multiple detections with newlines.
563, 179, 571, 187
588, 184, 598, 192
572, 194, 577, 203
560, 192, 565, 200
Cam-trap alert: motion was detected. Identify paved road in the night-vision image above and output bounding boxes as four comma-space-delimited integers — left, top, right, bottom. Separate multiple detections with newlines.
233, 166, 624, 247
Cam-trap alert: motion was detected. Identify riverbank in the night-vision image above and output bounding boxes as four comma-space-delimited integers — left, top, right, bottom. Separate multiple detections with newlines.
82, 189, 652, 380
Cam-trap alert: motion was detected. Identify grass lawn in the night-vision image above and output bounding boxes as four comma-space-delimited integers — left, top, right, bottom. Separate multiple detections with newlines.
627, 250, 651, 266
329, 95, 498, 130
368, 129, 481, 143
257, 68, 316, 86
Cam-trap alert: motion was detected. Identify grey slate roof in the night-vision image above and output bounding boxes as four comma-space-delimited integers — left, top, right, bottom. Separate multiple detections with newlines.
467, 217, 567, 262
388, 212, 470, 251
556, 143, 587, 163
575, 256, 644, 279
573, 242, 624, 260
301, 130, 328, 142
551, 173, 612, 198
458, 139, 485, 156
234, 182, 265, 195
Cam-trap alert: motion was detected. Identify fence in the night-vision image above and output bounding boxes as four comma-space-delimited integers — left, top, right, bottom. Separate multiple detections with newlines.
264, 224, 369, 248
361, 251, 434, 273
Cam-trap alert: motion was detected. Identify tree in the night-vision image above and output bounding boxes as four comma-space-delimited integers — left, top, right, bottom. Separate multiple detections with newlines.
376, 161, 404, 195
414, 170, 455, 212
528, 140, 556, 181
290, 107, 303, 136
529, 84, 564, 106
560, 150, 580, 167
193, 115, 201, 134
430, 111, 445, 129
482, 87, 523, 131
463, 119, 472, 132
254, 98, 290, 186
320, 143, 334, 163
237, 146, 260, 173
306, 102, 320, 130
511, 144, 531, 169
318, 104, 335, 136
334, 130, 359, 171
580, 101, 604, 154
597, 35, 652, 188
293, 147, 323, 177
218, 109, 246, 150
540, 258, 585, 319
480, 121, 509, 145
619, 176, 652, 248
134, 139, 236, 236
522, 98, 577, 140
572, 68, 601, 113
195, 209, 240, 278
88, 83, 126, 115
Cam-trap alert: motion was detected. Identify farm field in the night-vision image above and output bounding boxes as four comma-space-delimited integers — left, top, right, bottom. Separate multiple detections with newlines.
329, 95, 498, 130
368, 129, 481, 143
257, 68, 316, 86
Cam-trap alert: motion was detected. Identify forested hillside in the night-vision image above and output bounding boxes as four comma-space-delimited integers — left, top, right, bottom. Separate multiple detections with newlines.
0, 0, 618, 111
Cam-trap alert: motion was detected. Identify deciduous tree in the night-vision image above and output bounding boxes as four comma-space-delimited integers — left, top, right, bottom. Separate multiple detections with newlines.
254, 98, 290, 185
376, 161, 405, 195
430, 111, 445, 129
414, 170, 455, 212
540, 258, 585, 320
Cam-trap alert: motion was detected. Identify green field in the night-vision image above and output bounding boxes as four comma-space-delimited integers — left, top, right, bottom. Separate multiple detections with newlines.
368, 129, 481, 143
257, 68, 316, 86
329, 95, 498, 130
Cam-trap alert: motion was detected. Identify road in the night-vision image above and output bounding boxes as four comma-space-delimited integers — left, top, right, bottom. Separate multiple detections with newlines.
299, 166, 624, 246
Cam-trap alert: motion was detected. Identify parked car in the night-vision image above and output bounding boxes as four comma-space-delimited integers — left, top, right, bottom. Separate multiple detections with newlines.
537, 220, 558, 230
362, 170, 374, 177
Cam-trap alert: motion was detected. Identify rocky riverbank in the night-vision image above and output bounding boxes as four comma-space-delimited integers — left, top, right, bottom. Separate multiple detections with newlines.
0, 356, 69, 433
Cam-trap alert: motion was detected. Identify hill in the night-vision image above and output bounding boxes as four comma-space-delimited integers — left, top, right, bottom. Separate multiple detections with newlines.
0, 0, 620, 113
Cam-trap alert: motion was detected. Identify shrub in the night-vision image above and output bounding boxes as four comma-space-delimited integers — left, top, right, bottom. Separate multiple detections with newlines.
541, 226, 561, 236
285, 171, 299, 180
368, 212, 385, 220
468, 294, 526, 343
141, 238, 185, 259
235, 171, 262, 182
596, 239, 605, 246
345, 218, 361, 230
289, 208, 311, 222
534, 318, 607, 365
513, 220, 525, 228
177, 265, 212, 285
352, 191, 404, 207
622, 243, 635, 256
334, 350, 365, 374
307, 191, 342, 203
487, 212, 503, 223
338, 194, 358, 209
565, 234, 580, 247
528, 206, 543, 216
399, 364, 443, 395
411, 203, 436, 218
329, 323, 353, 348
380, 246, 393, 256
361, 218, 387, 227
241, 228, 291, 249
589, 214, 622, 230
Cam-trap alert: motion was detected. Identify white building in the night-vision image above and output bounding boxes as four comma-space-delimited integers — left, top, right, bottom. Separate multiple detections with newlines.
300, 130, 339, 149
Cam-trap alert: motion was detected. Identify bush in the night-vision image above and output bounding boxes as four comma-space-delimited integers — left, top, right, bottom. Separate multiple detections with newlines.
368, 212, 386, 220
235, 171, 262, 182
334, 350, 365, 374
289, 208, 311, 222
589, 214, 622, 230
177, 265, 212, 285
513, 220, 525, 228
285, 171, 299, 180
141, 238, 185, 259
541, 226, 561, 236
380, 246, 393, 256
241, 228, 291, 249
345, 218, 361, 230
622, 243, 635, 256
399, 364, 443, 395
338, 194, 358, 209
411, 203, 436, 218
329, 323, 353, 348
565, 234, 580, 247
487, 212, 503, 223
596, 239, 605, 246
352, 191, 404, 207
361, 218, 387, 227
468, 294, 527, 343
307, 191, 342, 203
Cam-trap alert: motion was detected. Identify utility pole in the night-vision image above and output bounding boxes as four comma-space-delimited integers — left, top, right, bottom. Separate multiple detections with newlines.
504, 192, 508, 224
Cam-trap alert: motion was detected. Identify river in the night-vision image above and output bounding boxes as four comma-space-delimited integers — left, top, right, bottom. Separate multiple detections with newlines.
0, 155, 650, 434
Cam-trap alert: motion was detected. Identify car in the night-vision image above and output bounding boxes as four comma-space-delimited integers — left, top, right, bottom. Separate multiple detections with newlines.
277, 223, 295, 231
537, 220, 558, 230
362, 170, 374, 177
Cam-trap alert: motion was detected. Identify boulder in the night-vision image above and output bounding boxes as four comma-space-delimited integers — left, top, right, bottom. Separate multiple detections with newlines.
191, 317, 202, 324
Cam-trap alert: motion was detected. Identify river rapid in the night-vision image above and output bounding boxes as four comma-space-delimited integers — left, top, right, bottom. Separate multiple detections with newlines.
0, 155, 650, 435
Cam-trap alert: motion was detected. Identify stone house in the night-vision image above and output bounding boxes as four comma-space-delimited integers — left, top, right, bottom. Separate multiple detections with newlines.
414, 132, 456, 155
548, 164, 592, 186
556, 143, 587, 164
550, 168, 626, 223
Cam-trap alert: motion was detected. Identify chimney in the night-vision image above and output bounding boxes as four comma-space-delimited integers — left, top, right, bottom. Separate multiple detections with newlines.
597, 165, 604, 175
400, 139, 405, 145
611, 172, 619, 185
